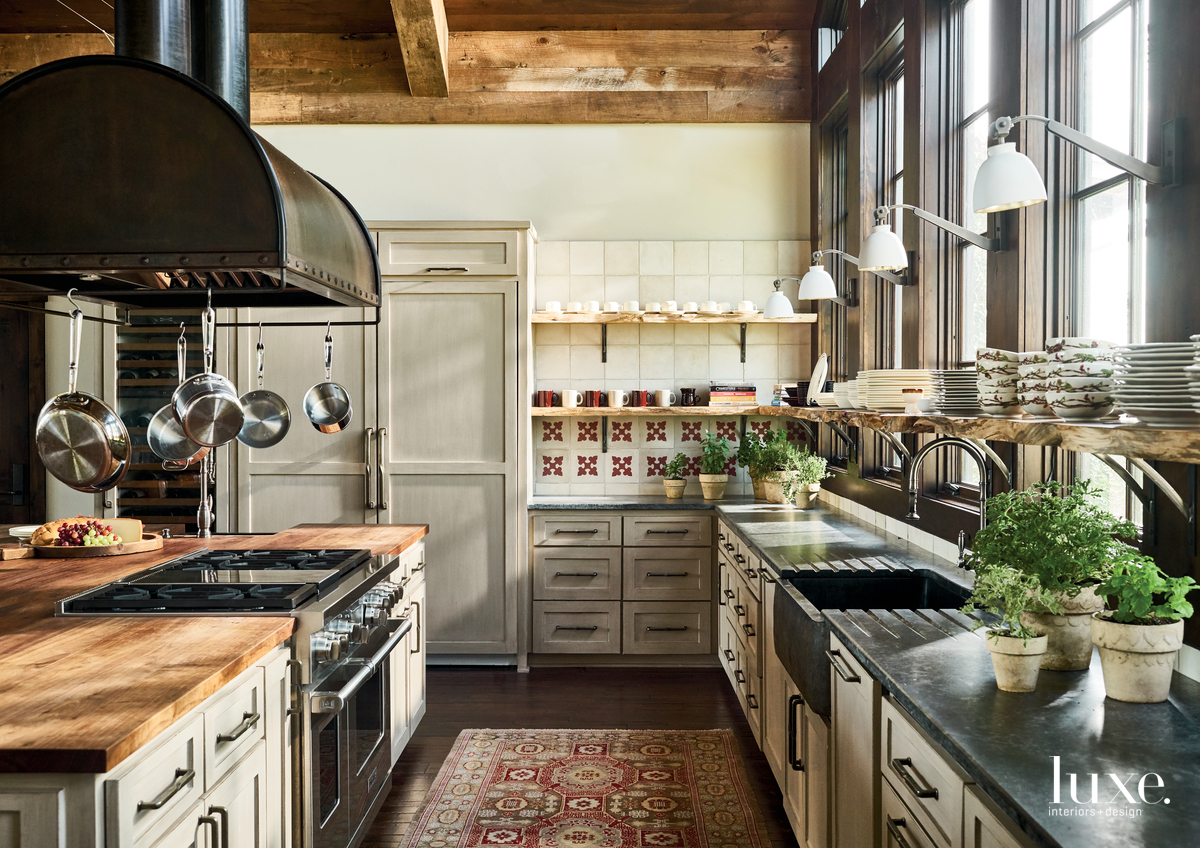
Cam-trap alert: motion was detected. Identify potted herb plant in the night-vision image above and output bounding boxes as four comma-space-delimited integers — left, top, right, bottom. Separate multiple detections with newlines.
967, 480, 1132, 670
758, 442, 831, 507
663, 452, 688, 499
960, 566, 1052, 692
698, 431, 731, 500
737, 430, 784, 500
1091, 556, 1197, 703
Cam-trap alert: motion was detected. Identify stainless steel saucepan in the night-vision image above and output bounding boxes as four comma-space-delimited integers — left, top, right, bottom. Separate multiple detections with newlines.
35, 299, 131, 492
303, 323, 353, 434
238, 324, 292, 448
148, 327, 209, 467
172, 303, 244, 446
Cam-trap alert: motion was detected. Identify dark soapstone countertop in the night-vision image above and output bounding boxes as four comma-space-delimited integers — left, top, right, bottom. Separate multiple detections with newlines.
529, 496, 752, 510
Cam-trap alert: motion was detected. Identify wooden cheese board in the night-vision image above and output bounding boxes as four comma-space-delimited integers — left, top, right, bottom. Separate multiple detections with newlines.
31, 533, 164, 558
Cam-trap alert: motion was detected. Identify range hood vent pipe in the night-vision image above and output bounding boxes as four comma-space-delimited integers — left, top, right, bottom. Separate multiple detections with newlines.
115, 0, 249, 121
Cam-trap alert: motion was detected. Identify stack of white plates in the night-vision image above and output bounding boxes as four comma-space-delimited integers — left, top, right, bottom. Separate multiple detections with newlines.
856, 370, 939, 412
1113, 342, 1199, 428
814, 392, 839, 409
831, 380, 861, 410
931, 369, 982, 415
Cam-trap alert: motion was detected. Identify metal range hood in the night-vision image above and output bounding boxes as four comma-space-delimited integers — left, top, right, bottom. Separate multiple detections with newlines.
0, 0, 380, 309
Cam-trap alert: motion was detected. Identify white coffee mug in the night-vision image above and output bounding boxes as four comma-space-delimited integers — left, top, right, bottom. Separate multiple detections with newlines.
655, 389, 677, 407
738, 300, 755, 312
566, 301, 582, 312
682, 302, 698, 312
608, 390, 630, 408
700, 300, 718, 312
583, 300, 601, 313
717, 302, 731, 312
622, 300, 639, 312
562, 390, 583, 408
544, 300, 562, 313
603, 301, 620, 312
664, 300, 678, 311
646, 302, 661, 312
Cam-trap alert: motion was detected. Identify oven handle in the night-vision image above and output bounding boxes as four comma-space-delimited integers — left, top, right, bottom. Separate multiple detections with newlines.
309, 618, 413, 714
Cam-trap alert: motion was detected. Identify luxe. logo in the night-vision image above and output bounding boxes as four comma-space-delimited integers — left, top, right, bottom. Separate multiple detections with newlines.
1049, 757, 1169, 818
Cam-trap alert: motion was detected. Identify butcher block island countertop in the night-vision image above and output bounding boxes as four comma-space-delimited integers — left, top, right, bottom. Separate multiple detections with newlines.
0, 523, 427, 774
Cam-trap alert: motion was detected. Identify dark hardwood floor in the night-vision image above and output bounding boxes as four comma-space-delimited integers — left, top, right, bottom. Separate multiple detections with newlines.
361, 666, 800, 848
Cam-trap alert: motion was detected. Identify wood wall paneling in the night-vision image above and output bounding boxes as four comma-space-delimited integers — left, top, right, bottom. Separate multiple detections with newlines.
390, 0, 451, 97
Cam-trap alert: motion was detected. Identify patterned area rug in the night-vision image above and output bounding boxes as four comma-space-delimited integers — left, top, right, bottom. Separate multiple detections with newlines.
399, 729, 770, 848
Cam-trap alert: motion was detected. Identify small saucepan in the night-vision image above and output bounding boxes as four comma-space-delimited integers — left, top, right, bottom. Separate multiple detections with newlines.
303, 323, 353, 434
238, 324, 292, 449
36, 302, 131, 492
172, 304, 244, 447
149, 328, 209, 467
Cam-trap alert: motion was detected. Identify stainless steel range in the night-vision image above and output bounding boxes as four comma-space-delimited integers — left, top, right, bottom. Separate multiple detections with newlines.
58, 547, 410, 848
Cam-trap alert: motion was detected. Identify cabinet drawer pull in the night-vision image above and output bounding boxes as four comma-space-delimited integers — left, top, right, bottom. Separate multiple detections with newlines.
734, 668, 746, 683
555, 528, 600, 534
886, 816, 917, 848
747, 693, 759, 709
216, 710, 260, 743
646, 626, 688, 631
787, 694, 805, 771
741, 622, 756, 638
891, 757, 939, 799
555, 571, 599, 577
734, 604, 747, 617
722, 649, 735, 662
411, 557, 426, 574
210, 804, 230, 848
555, 625, 599, 631
734, 553, 746, 563
826, 649, 861, 683
760, 569, 776, 583
723, 589, 735, 600
646, 528, 689, 535
364, 427, 375, 509
377, 428, 388, 510
424, 266, 469, 272
744, 568, 757, 580
717, 532, 725, 541
198, 815, 219, 847
646, 571, 689, 577
136, 767, 195, 811
723, 542, 735, 552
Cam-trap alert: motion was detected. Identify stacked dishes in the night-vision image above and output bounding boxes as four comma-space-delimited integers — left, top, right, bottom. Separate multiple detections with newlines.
1113, 342, 1199, 427
930, 369, 982, 415
1016, 351, 1054, 417
857, 370, 939, 412
976, 348, 1022, 417
832, 379, 862, 410
1045, 338, 1116, 420
814, 392, 839, 409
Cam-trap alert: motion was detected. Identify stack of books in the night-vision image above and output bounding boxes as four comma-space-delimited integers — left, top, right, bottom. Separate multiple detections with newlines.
709, 383, 757, 406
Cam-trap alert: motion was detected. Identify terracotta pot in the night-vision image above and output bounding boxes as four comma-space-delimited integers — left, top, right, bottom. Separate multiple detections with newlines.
663, 479, 686, 499
794, 482, 822, 510
1019, 586, 1104, 670
751, 475, 766, 500
762, 474, 788, 504
1091, 614, 1184, 703
699, 473, 728, 500
985, 631, 1048, 692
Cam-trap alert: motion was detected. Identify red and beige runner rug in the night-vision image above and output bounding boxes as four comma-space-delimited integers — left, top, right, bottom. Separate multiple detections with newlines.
399, 729, 770, 848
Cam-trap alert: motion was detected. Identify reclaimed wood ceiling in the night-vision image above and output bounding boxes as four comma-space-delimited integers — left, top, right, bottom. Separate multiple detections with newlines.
0, 1, 816, 124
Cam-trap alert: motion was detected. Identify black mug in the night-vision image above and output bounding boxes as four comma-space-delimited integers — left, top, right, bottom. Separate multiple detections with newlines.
680, 387, 698, 406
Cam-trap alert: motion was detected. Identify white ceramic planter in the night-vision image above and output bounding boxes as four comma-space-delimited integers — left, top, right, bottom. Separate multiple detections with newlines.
762, 475, 787, 504
751, 476, 766, 500
1091, 614, 1184, 703
985, 632, 1048, 692
795, 482, 822, 510
699, 473, 728, 500
663, 479, 686, 499
1019, 586, 1104, 671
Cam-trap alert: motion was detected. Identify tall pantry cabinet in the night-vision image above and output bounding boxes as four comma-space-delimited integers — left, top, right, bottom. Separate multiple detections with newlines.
227, 222, 535, 660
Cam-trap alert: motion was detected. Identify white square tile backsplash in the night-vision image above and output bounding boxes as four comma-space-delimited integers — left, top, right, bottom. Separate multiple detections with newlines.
534, 239, 812, 495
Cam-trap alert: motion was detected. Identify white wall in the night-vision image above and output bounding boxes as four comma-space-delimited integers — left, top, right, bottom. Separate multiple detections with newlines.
255, 124, 810, 241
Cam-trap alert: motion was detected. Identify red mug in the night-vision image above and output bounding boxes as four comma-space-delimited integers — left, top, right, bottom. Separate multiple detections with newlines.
534, 390, 559, 408
631, 390, 650, 407
584, 390, 603, 407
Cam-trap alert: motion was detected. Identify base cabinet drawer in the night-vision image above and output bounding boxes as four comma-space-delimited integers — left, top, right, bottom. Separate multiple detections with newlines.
533, 548, 622, 600
883, 781, 939, 848
881, 698, 967, 848
205, 667, 266, 790
532, 602, 622, 653
533, 515, 621, 546
623, 602, 711, 654
963, 786, 1035, 848
106, 714, 205, 848
623, 515, 712, 547
376, 229, 519, 276
149, 800, 209, 848
622, 547, 712, 601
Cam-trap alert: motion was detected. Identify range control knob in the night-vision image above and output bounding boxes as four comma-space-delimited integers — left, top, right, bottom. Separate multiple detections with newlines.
363, 590, 391, 610
363, 602, 388, 628
376, 581, 403, 605
311, 634, 341, 663
325, 620, 353, 651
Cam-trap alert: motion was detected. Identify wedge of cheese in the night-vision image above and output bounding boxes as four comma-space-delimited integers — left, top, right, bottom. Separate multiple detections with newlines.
109, 518, 144, 543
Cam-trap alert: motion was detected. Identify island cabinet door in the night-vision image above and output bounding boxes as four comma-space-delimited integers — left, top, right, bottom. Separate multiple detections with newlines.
230, 305, 378, 532
406, 573, 428, 732
205, 743, 268, 848
375, 279, 519, 656
829, 635, 880, 848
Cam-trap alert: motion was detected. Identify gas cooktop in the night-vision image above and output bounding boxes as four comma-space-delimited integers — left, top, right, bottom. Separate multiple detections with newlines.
66, 582, 318, 613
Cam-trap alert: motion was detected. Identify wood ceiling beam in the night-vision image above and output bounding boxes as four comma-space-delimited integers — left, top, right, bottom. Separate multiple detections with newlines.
390, 0, 450, 97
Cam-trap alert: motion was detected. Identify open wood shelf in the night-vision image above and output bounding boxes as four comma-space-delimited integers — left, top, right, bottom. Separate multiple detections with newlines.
532, 405, 766, 416
531, 312, 817, 324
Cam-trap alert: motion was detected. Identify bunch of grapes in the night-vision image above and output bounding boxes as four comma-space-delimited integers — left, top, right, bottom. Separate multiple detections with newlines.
56, 520, 122, 547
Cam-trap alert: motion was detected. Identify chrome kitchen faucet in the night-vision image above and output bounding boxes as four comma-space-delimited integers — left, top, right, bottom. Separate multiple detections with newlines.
903, 437, 991, 533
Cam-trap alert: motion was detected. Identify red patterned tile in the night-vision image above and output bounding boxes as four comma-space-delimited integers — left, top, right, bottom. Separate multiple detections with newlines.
716, 421, 738, 441
577, 455, 599, 477
723, 457, 738, 475
750, 420, 773, 437
680, 420, 702, 442
611, 455, 634, 477
541, 455, 565, 478
685, 456, 703, 478
646, 455, 667, 478
541, 420, 564, 443
611, 421, 634, 442
786, 420, 810, 445
646, 420, 668, 442
577, 420, 599, 442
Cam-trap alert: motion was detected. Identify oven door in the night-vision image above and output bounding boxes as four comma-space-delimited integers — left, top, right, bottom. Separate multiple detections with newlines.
303, 618, 412, 848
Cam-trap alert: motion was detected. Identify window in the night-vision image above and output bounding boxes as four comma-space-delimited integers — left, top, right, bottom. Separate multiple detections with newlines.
828, 117, 850, 382
880, 59, 905, 370
817, 1, 849, 70
957, 0, 991, 366
1071, 0, 1150, 524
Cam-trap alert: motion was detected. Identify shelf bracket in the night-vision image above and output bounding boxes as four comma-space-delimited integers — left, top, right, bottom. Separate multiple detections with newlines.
965, 438, 1014, 490
601, 324, 607, 363
1092, 455, 1196, 552
794, 419, 817, 445
877, 431, 912, 471
739, 416, 748, 441
740, 323, 748, 363
826, 422, 855, 453
602, 416, 608, 453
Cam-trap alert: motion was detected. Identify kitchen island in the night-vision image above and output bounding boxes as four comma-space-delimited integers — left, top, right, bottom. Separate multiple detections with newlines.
0, 523, 426, 773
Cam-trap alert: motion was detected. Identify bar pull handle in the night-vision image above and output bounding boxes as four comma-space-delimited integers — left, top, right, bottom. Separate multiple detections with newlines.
826, 649, 861, 683
555, 571, 599, 577
722, 649, 735, 662
742, 622, 756, 637
787, 694, 805, 771
377, 428, 388, 510
555, 528, 599, 534
734, 604, 747, 617
723, 542, 735, 552
424, 266, 469, 273
886, 817, 917, 848
198, 815, 220, 848
209, 805, 230, 848
137, 767, 195, 811
555, 625, 598, 631
747, 693, 759, 710
645, 571, 689, 577
409, 600, 421, 654
744, 568, 757, 580
645, 529, 689, 535
734, 668, 746, 683
216, 711, 260, 744
723, 589, 735, 599
646, 626, 688, 631
364, 427, 375, 509
891, 757, 939, 799
734, 553, 746, 563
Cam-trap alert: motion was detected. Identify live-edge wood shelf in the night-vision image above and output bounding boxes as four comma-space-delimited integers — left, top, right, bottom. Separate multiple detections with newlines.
531, 312, 817, 324
532, 405, 763, 417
